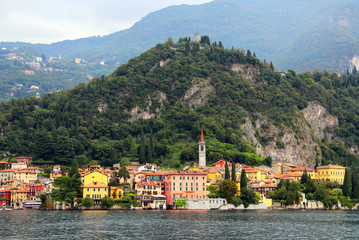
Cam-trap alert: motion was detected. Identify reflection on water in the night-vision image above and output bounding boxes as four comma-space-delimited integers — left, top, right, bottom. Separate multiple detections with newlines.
0, 210, 358, 239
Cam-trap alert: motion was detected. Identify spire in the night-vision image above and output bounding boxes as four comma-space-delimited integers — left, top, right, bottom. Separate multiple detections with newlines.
200, 129, 204, 142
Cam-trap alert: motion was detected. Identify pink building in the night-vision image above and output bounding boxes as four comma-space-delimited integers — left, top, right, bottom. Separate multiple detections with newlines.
164, 171, 207, 207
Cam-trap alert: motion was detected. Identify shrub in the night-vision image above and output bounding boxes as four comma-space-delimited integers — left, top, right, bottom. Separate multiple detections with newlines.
100, 196, 114, 209
82, 197, 94, 208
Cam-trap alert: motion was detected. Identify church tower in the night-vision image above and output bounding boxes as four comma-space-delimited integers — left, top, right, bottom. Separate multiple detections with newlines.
199, 130, 206, 167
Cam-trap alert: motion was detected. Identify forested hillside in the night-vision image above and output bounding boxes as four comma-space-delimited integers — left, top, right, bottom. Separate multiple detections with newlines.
0, 37, 359, 172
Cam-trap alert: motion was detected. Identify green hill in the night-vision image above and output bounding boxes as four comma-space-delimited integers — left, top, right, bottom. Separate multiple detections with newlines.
0, 38, 359, 171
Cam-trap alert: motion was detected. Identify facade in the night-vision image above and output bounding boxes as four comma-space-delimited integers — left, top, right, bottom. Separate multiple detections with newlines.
285, 166, 316, 178
109, 186, 123, 199
0, 188, 11, 206
82, 182, 108, 203
316, 165, 346, 183
13, 170, 37, 184
82, 171, 109, 203
0, 169, 16, 184
198, 130, 206, 167
164, 171, 207, 206
273, 162, 297, 175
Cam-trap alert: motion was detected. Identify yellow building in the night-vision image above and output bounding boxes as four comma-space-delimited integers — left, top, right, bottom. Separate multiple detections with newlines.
14, 189, 30, 203
109, 186, 124, 199
244, 168, 262, 181
82, 182, 108, 203
83, 171, 108, 186
82, 171, 109, 203
316, 165, 346, 184
207, 171, 222, 183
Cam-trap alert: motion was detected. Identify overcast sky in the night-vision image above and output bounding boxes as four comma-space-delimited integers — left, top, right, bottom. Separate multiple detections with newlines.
0, 0, 212, 44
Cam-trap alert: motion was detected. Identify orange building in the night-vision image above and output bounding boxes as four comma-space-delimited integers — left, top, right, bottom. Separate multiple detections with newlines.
164, 171, 207, 207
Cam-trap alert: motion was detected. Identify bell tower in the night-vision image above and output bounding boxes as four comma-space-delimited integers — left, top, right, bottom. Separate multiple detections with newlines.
199, 130, 206, 167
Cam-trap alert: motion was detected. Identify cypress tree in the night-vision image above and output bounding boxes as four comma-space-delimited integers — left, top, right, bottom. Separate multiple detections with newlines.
246, 50, 252, 57
253, 52, 256, 58
351, 176, 359, 199
139, 129, 145, 164
343, 168, 352, 197
147, 144, 152, 163
224, 162, 230, 180
231, 162, 236, 182
300, 169, 309, 185
150, 128, 154, 155
218, 41, 223, 48
240, 169, 248, 191
270, 61, 274, 71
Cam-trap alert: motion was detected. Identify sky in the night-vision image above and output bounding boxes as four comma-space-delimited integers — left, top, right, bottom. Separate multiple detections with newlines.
0, 0, 212, 44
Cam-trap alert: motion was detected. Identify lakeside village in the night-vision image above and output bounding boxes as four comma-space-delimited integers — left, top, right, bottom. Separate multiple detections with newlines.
0, 131, 354, 211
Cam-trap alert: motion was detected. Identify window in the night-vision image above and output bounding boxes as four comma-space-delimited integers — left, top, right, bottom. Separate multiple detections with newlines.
173, 177, 175, 180
196, 187, 198, 191
87, 188, 89, 192
173, 187, 175, 191
180, 177, 182, 180
92, 194, 96, 199
186, 183, 188, 186
192, 177, 194, 180
187, 177, 189, 180
98, 194, 101, 199
186, 187, 188, 191
180, 183, 182, 186
98, 188, 100, 192
93, 188, 96, 192
105, 188, 107, 191
203, 177, 205, 180
173, 183, 175, 186
196, 183, 198, 186
180, 187, 182, 191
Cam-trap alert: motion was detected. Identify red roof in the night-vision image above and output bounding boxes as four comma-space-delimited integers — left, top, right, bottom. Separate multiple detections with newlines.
0, 161, 9, 164
256, 184, 277, 188
286, 166, 315, 172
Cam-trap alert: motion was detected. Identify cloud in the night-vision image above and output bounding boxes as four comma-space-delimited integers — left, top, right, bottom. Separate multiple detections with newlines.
0, 0, 212, 43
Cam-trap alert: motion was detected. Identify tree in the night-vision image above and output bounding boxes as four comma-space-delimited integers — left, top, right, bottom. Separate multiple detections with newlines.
270, 61, 274, 71
231, 162, 236, 182
224, 162, 230, 179
118, 165, 130, 183
353, 66, 357, 75
100, 196, 114, 209
218, 41, 223, 48
300, 169, 309, 185
219, 179, 238, 202
33, 130, 53, 161
51, 176, 77, 204
343, 168, 352, 197
69, 159, 82, 195
246, 50, 252, 57
150, 128, 154, 155
82, 197, 93, 208
240, 169, 248, 191
147, 144, 152, 163
351, 176, 359, 199
139, 129, 145, 164
240, 188, 258, 208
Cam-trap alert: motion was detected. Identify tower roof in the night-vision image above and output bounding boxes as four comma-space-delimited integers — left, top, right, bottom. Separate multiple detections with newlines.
200, 130, 204, 142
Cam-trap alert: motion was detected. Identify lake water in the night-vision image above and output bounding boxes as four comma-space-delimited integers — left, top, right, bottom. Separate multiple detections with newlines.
0, 210, 358, 239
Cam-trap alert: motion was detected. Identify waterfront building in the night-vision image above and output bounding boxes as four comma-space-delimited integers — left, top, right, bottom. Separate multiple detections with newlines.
164, 171, 207, 207
316, 165, 346, 183
109, 186, 123, 199
82, 171, 109, 203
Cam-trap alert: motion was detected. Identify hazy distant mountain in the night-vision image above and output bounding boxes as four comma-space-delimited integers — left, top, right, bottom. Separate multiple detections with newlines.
2, 0, 359, 72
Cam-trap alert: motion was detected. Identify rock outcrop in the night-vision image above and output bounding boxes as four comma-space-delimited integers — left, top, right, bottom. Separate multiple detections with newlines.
240, 101, 338, 166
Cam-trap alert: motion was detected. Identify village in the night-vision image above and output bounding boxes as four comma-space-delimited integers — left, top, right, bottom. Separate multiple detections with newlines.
0, 131, 347, 211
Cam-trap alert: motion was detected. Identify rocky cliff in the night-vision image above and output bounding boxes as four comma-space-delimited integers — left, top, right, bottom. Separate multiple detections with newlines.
240, 101, 338, 166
